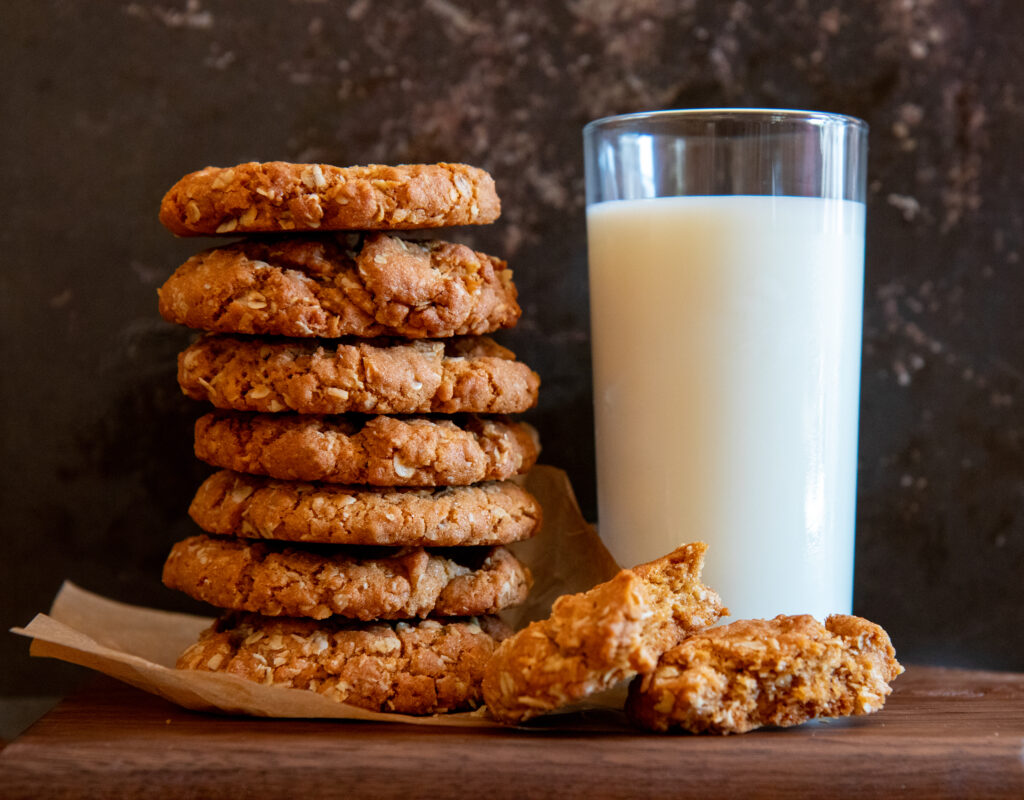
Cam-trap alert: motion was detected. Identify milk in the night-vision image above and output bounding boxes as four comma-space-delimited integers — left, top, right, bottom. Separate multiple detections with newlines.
586, 195, 865, 621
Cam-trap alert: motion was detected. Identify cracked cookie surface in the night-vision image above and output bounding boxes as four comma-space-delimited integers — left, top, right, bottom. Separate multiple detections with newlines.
163, 534, 532, 620
178, 334, 540, 415
482, 542, 725, 724
189, 470, 542, 546
158, 233, 520, 339
177, 612, 512, 715
626, 614, 904, 734
194, 411, 540, 486
159, 161, 500, 236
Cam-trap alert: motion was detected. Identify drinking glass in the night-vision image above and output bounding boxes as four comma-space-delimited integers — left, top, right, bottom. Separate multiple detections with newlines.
583, 108, 867, 621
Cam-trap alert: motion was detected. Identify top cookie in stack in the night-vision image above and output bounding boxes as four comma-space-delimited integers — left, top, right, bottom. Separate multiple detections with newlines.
156, 161, 542, 716
159, 162, 501, 235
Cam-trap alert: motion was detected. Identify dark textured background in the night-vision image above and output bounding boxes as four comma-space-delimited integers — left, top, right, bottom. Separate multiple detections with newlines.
3, 0, 1022, 697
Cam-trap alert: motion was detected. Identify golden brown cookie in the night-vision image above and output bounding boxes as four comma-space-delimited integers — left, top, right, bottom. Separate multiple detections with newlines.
189, 470, 543, 547
177, 612, 511, 715
162, 534, 532, 621
178, 334, 540, 415
626, 614, 904, 734
157, 233, 521, 339
194, 412, 540, 486
482, 542, 725, 724
159, 162, 500, 236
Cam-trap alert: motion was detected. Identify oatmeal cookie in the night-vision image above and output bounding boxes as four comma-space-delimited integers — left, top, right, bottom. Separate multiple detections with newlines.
177, 612, 511, 715
194, 412, 540, 486
626, 614, 904, 734
482, 542, 725, 724
189, 470, 542, 547
163, 534, 532, 620
178, 334, 540, 415
159, 162, 500, 236
157, 233, 521, 339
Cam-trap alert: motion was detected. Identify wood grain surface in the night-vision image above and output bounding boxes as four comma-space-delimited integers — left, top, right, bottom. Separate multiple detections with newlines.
1, 665, 1021, 799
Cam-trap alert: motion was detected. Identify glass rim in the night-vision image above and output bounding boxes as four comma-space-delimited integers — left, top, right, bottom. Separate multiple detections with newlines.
584, 107, 868, 134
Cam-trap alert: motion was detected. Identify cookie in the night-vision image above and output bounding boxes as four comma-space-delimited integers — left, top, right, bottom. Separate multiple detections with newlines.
189, 470, 543, 547
194, 411, 540, 486
177, 612, 511, 715
178, 334, 540, 415
157, 233, 521, 339
159, 162, 500, 236
626, 614, 904, 734
482, 542, 725, 724
163, 534, 532, 621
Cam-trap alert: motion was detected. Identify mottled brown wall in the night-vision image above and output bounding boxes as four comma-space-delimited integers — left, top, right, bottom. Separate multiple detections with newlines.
2, 0, 1022, 695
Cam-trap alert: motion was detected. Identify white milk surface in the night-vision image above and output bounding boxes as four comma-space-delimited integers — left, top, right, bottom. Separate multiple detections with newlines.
587, 195, 865, 621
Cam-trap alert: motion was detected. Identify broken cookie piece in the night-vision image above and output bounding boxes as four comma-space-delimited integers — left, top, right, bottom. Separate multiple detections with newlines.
482, 542, 725, 724
626, 613, 903, 734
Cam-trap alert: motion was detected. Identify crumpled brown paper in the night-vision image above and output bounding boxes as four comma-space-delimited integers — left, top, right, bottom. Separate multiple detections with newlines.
11, 465, 622, 727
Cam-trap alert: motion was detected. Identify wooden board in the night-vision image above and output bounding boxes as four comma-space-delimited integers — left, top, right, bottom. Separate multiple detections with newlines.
1, 665, 1022, 799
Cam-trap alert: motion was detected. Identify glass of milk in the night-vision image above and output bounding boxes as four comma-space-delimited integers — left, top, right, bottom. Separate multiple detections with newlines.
583, 109, 867, 621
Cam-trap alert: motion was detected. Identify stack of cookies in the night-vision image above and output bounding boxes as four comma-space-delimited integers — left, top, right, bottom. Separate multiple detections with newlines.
156, 161, 542, 715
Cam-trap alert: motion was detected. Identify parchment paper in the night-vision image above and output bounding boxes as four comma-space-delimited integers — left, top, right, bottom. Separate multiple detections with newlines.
11, 465, 622, 727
